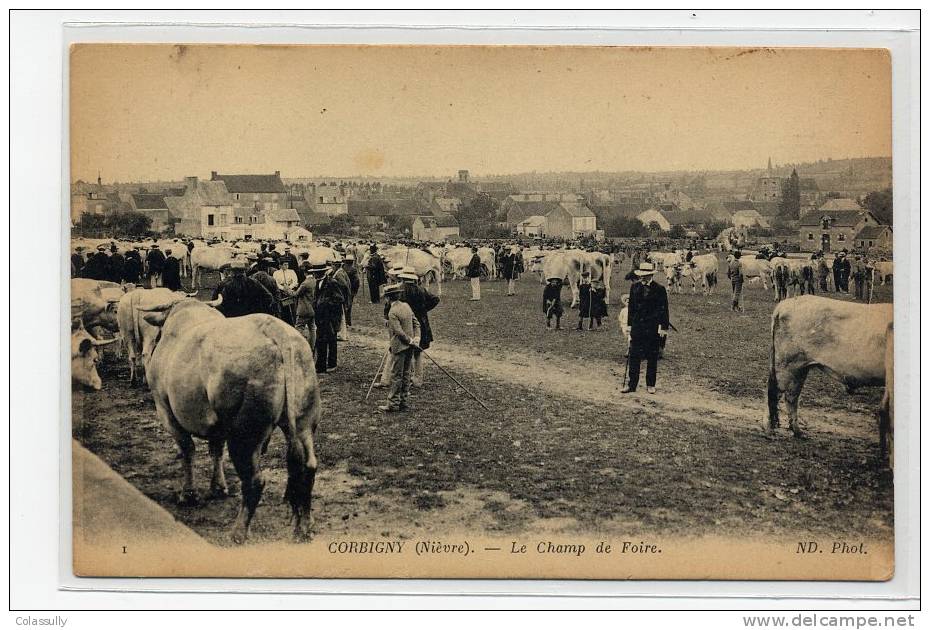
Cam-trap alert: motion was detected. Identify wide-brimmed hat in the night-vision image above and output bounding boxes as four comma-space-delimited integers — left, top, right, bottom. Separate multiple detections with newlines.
634, 262, 656, 276
382, 282, 404, 296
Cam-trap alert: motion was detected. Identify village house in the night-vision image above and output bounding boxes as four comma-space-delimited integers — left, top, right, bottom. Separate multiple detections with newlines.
209, 171, 288, 224
165, 177, 235, 239
798, 208, 881, 253
515, 215, 547, 237
853, 224, 893, 253
545, 203, 597, 239
129, 192, 175, 234
307, 182, 349, 216
411, 213, 460, 241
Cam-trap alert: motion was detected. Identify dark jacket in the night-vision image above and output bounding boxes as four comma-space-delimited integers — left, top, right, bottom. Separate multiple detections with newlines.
627, 280, 670, 343
162, 256, 182, 290
367, 252, 387, 286
543, 283, 563, 317
466, 253, 482, 278
402, 283, 440, 349
122, 256, 143, 284
314, 275, 345, 340
212, 274, 276, 318
146, 249, 166, 275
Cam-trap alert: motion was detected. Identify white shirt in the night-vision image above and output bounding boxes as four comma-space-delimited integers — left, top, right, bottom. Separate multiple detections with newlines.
273, 268, 298, 291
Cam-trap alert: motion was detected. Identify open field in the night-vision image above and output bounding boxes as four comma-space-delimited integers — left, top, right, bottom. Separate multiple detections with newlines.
72, 253, 894, 546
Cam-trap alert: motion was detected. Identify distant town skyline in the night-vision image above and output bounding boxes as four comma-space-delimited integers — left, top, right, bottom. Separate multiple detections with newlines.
71, 45, 891, 183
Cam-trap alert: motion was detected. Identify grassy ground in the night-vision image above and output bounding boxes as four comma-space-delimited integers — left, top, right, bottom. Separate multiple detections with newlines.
73, 259, 893, 545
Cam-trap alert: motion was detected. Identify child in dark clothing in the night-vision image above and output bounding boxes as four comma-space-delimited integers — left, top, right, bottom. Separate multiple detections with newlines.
590, 279, 608, 328
543, 277, 564, 330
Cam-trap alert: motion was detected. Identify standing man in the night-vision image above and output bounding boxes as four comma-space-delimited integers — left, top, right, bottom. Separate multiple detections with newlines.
343, 254, 361, 328
399, 269, 440, 387
378, 283, 421, 413
501, 245, 521, 296
332, 257, 352, 340
273, 257, 300, 324
817, 253, 831, 292
162, 248, 183, 291
838, 251, 852, 293
620, 262, 670, 395
108, 244, 125, 284
212, 259, 277, 318
70, 247, 86, 278
367, 244, 387, 303
146, 243, 166, 288
466, 246, 482, 301
294, 265, 318, 351
727, 251, 744, 312
852, 254, 868, 300
312, 263, 344, 374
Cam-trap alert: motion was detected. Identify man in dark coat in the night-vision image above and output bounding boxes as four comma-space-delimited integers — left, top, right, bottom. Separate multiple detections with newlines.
122, 249, 143, 285
161, 248, 183, 291
621, 262, 670, 395
399, 270, 440, 386
366, 244, 387, 303
501, 246, 522, 296
70, 247, 86, 278
81, 245, 110, 280
313, 265, 345, 374
343, 255, 361, 327
146, 243, 166, 288
466, 246, 482, 301
212, 259, 277, 318
107, 245, 125, 284
251, 258, 281, 319
837, 251, 852, 293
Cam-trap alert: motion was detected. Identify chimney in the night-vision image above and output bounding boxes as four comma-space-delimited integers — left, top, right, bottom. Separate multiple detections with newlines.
211, 171, 218, 180
185, 176, 198, 192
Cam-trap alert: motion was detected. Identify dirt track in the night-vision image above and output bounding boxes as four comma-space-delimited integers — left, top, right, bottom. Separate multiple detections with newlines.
73, 262, 894, 547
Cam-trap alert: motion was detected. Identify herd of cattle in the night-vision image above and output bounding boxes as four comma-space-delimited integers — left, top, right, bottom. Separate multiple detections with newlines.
69, 235, 896, 543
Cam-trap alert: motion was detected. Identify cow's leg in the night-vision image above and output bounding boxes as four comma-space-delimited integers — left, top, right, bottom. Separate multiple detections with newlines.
208, 438, 229, 498
783, 367, 809, 438
227, 432, 268, 544
159, 406, 198, 505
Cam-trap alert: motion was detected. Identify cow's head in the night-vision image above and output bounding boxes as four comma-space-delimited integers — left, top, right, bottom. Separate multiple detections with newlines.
71, 327, 119, 390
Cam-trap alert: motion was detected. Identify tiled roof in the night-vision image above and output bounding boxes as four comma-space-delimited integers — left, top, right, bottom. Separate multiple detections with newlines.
211, 173, 286, 193
854, 225, 891, 240
266, 208, 302, 223
131, 193, 168, 210
798, 210, 867, 227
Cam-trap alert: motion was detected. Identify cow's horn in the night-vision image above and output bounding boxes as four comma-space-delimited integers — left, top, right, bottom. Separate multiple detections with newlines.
204, 294, 223, 308
92, 336, 121, 347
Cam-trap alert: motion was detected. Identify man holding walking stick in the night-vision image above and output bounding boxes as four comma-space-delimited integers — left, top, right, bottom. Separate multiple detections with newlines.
378, 283, 421, 413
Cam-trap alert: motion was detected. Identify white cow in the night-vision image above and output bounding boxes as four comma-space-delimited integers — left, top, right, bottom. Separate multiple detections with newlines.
190, 246, 243, 290
542, 250, 586, 308
873, 261, 893, 285
735, 257, 773, 290
686, 253, 719, 294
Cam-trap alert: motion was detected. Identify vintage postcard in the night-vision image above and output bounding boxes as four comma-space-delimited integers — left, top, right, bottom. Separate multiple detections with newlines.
69, 44, 895, 579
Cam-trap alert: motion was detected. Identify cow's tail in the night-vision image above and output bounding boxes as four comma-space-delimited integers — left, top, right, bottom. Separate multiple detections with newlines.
765, 308, 781, 431
280, 341, 319, 526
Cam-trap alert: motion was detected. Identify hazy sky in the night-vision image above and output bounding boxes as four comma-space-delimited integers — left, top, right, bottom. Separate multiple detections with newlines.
70, 45, 891, 182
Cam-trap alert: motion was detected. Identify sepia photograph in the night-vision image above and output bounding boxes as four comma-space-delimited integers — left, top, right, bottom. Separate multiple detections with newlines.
68, 43, 896, 580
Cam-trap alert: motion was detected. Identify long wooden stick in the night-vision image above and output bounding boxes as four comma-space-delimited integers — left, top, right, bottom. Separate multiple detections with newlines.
364, 350, 390, 401
421, 350, 491, 411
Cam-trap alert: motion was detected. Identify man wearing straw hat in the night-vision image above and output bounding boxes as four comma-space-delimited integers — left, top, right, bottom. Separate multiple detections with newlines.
378, 283, 421, 413
620, 262, 670, 395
